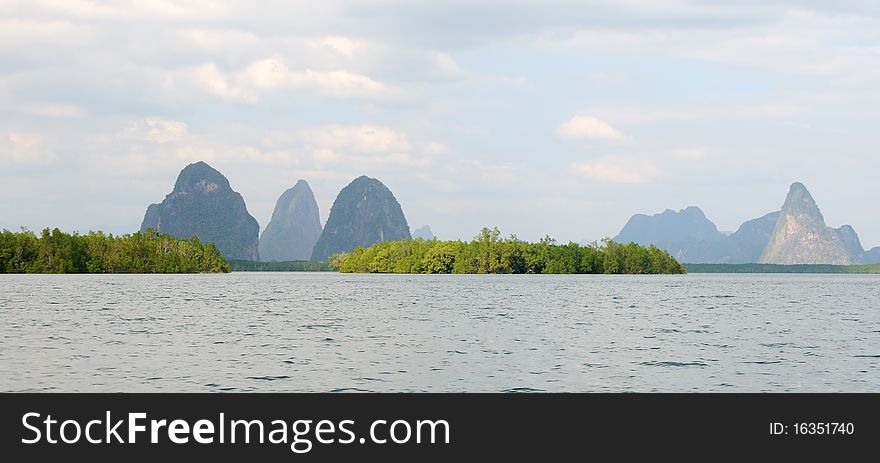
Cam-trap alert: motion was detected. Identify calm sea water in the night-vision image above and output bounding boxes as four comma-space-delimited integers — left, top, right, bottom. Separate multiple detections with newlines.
0, 273, 877, 392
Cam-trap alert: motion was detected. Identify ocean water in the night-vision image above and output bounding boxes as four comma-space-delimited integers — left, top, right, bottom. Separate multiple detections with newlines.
0, 273, 877, 392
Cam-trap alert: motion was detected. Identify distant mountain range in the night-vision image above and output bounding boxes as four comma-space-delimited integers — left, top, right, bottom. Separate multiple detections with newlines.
134, 164, 874, 265
614, 182, 879, 264
140, 163, 411, 263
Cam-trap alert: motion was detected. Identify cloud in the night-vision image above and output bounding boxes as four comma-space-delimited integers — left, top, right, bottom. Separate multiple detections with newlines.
0, 132, 55, 165
143, 118, 188, 143
182, 58, 389, 103
237, 57, 389, 98
288, 69, 387, 98
118, 118, 189, 143
292, 124, 433, 170
423, 141, 448, 155
543, 9, 880, 88
0, 18, 92, 46
570, 160, 659, 183
300, 124, 410, 153
313, 36, 360, 58
19, 0, 232, 22
185, 63, 257, 104
18, 103, 86, 118
671, 148, 707, 161
556, 116, 625, 141
2, 1, 880, 244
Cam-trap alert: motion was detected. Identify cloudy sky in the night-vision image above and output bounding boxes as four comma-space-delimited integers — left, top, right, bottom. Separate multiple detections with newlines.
1, 1, 879, 247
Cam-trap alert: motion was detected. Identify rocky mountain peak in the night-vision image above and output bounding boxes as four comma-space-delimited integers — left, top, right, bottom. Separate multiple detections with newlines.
779, 181, 822, 218
259, 179, 323, 261
140, 160, 260, 261
412, 225, 435, 240
310, 176, 410, 261
758, 182, 851, 265
172, 161, 231, 194
836, 224, 864, 261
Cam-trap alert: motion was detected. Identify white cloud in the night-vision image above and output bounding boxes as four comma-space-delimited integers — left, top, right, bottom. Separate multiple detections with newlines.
671, 148, 707, 161
0, 18, 92, 45
240, 58, 288, 88
118, 118, 189, 143
173, 28, 262, 53
423, 141, 448, 155
0, 132, 55, 165
314, 36, 360, 58
183, 58, 388, 103
546, 9, 880, 88
242, 57, 387, 98
570, 160, 659, 184
300, 124, 410, 154
185, 63, 257, 103
429, 52, 465, 77
290, 69, 387, 98
556, 116, 625, 141
144, 118, 188, 143
21, 0, 232, 21
18, 103, 86, 118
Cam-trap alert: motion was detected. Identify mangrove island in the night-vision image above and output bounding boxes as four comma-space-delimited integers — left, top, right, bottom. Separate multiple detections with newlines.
330, 227, 686, 274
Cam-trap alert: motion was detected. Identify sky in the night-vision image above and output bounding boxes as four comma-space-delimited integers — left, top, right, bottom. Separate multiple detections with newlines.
1, 0, 879, 248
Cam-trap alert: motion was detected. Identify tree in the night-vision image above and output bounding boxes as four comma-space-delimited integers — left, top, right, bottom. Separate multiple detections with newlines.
0, 228, 230, 274
422, 242, 457, 273
333, 228, 685, 275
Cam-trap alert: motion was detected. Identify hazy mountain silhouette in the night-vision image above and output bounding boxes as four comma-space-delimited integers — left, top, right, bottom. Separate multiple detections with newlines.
259, 180, 322, 261
615, 182, 870, 265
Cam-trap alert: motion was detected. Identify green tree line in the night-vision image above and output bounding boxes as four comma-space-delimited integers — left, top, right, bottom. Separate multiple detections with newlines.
0, 228, 230, 273
329, 227, 686, 274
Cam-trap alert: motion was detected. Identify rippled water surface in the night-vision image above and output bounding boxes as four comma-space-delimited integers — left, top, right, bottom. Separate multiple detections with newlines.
1, 273, 878, 392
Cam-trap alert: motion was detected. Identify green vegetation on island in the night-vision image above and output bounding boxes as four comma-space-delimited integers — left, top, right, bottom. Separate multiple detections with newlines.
685, 263, 880, 274
0, 228, 230, 273
228, 260, 331, 272
329, 227, 686, 274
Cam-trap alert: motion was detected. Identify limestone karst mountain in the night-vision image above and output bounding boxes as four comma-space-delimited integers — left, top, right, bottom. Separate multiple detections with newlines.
140, 161, 260, 261
613, 206, 725, 263
614, 207, 781, 264
259, 180, 323, 261
721, 211, 781, 263
862, 247, 880, 264
412, 225, 435, 240
758, 182, 852, 265
311, 176, 411, 261
835, 225, 865, 263
612, 183, 872, 265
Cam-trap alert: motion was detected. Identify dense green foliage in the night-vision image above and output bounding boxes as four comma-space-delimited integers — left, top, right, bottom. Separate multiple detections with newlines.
228, 260, 330, 272
0, 228, 230, 273
329, 227, 686, 274
685, 263, 880, 274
